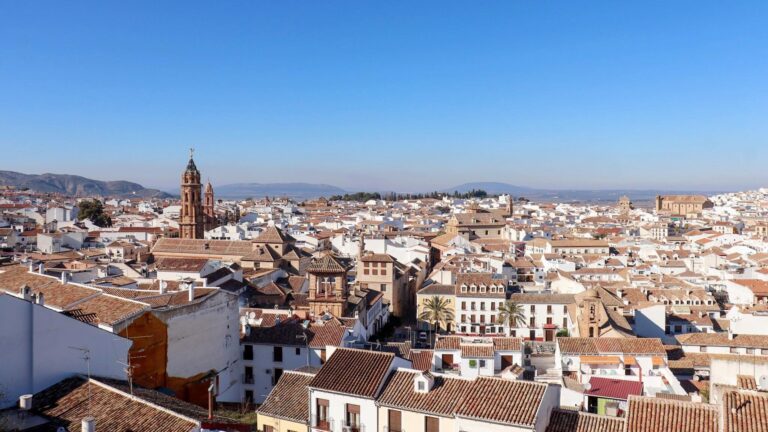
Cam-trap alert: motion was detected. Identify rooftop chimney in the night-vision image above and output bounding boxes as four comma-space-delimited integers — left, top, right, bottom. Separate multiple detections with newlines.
82, 416, 96, 432
188, 283, 195, 302
61, 271, 70, 285
19, 284, 31, 301
37, 263, 44, 274
36, 293, 45, 306
27, 261, 35, 272
19, 394, 33, 410
159, 280, 167, 294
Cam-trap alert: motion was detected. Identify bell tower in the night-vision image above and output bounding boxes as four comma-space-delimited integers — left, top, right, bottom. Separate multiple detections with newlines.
180, 148, 204, 239
203, 179, 215, 231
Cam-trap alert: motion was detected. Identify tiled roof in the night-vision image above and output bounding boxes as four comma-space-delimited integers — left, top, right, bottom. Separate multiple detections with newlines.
493, 337, 523, 351
254, 226, 295, 244
152, 238, 253, 256
455, 377, 547, 427
557, 337, 666, 355
155, 257, 209, 272
31, 377, 200, 431
307, 254, 347, 273
723, 389, 768, 432
378, 370, 473, 417
257, 371, 315, 423
460, 344, 494, 358
309, 348, 394, 398
737, 375, 757, 391
677, 333, 768, 350
585, 377, 643, 400
409, 350, 433, 372
434, 336, 462, 350
625, 395, 718, 432
418, 283, 455, 295
545, 408, 625, 432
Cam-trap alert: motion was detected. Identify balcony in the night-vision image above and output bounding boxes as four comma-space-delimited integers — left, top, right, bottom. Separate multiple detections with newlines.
242, 375, 254, 385
342, 423, 364, 432
311, 416, 333, 432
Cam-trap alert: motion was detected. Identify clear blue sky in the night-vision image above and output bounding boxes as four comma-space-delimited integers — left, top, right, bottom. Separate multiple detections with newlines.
1, 1, 767, 192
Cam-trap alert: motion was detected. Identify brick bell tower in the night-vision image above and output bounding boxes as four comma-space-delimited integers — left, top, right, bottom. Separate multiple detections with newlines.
180, 148, 204, 239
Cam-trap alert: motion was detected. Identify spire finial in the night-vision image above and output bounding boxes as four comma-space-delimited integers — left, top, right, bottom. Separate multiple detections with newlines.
189, 147, 195, 159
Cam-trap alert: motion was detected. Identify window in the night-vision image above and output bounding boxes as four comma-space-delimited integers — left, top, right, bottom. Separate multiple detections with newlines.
480, 303, 485, 311
381, 269, 387, 276
425, 416, 440, 432
461, 314, 466, 323
244, 390, 253, 403
272, 368, 283, 385
530, 317, 535, 327
471, 302, 476, 310
296, 347, 301, 356
546, 317, 553, 325
530, 305, 536, 313
491, 302, 496, 311
730, 347, 739, 354
316, 399, 329, 429
345, 404, 361, 430
547, 305, 553, 314
273, 346, 283, 362
264, 426, 274, 432
479, 359, 487, 368
388, 410, 402, 432
364, 269, 369, 275
381, 284, 387, 292
243, 344, 253, 361
461, 285, 467, 293
563, 305, 568, 313
244, 366, 254, 384
461, 301, 467, 310
470, 286, 477, 293
417, 381, 425, 391
563, 317, 568, 328
747, 348, 756, 354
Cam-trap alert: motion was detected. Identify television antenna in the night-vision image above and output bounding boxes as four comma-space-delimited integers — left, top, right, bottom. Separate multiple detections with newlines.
68, 346, 92, 416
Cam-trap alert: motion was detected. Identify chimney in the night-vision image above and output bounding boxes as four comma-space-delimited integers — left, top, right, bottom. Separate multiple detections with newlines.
27, 261, 35, 272
188, 283, 195, 302
82, 416, 96, 432
61, 271, 70, 284
19, 285, 31, 301
159, 280, 167, 294
38, 263, 44, 274
36, 293, 45, 306
616, 288, 623, 298
19, 394, 33, 410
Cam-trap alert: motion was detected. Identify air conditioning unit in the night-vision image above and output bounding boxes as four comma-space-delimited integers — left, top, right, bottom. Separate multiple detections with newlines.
265, 369, 272, 374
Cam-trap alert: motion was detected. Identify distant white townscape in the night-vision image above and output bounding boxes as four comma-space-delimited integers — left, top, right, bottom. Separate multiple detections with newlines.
1, 151, 767, 431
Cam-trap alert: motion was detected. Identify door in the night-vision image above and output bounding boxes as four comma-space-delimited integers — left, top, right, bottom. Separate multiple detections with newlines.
501, 355, 513, 369
426, 416, 440, 432
545, 329, 555, 342
441, 354, 454, 370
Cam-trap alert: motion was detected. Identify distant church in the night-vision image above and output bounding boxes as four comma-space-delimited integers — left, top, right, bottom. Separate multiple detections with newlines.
180, 149, 216, 239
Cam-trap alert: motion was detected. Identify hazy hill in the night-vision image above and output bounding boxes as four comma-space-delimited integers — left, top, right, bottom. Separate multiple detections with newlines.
0, 171, 171, 198
214, 182, 347, 200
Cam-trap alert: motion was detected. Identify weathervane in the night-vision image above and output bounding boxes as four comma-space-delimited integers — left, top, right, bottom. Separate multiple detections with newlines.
189, 147, 195, 159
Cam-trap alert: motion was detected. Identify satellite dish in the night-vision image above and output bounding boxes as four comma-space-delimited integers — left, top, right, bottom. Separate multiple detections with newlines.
249, 311, 256, 319
583, 382, 592, 391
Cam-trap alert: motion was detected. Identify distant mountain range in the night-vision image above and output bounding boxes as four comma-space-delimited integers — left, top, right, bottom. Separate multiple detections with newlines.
0, 171, 724, 203
0, 171, 171, 198
444, 182, 722, 203
214, 182, 346, 200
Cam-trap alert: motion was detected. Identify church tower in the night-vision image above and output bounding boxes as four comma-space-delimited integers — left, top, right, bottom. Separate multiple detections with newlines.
180, 149, 204, 239
203, 179, 215, 231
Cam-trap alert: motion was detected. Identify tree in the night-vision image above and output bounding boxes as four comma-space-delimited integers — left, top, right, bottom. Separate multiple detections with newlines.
497, 300, 526, 336
78, 199, 112, 227
418, 296, 454, 336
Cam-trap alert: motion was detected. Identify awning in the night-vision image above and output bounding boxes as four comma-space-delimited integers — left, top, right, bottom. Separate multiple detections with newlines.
580, 355, 621, 365
652, 356, 665, 367
623, 356, 637, 366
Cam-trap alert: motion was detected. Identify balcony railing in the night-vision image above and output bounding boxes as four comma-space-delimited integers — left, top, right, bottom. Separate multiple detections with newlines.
243, 375, 254, 384
342, 423, 364, 432
311, 416, 333, 432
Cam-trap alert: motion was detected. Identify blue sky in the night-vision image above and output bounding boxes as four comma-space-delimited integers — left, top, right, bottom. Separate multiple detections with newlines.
1, 1, 767, 192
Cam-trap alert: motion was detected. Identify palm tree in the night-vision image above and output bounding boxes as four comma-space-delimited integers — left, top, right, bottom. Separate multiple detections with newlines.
497, 300, 526, 337
419, 296, 454, 339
